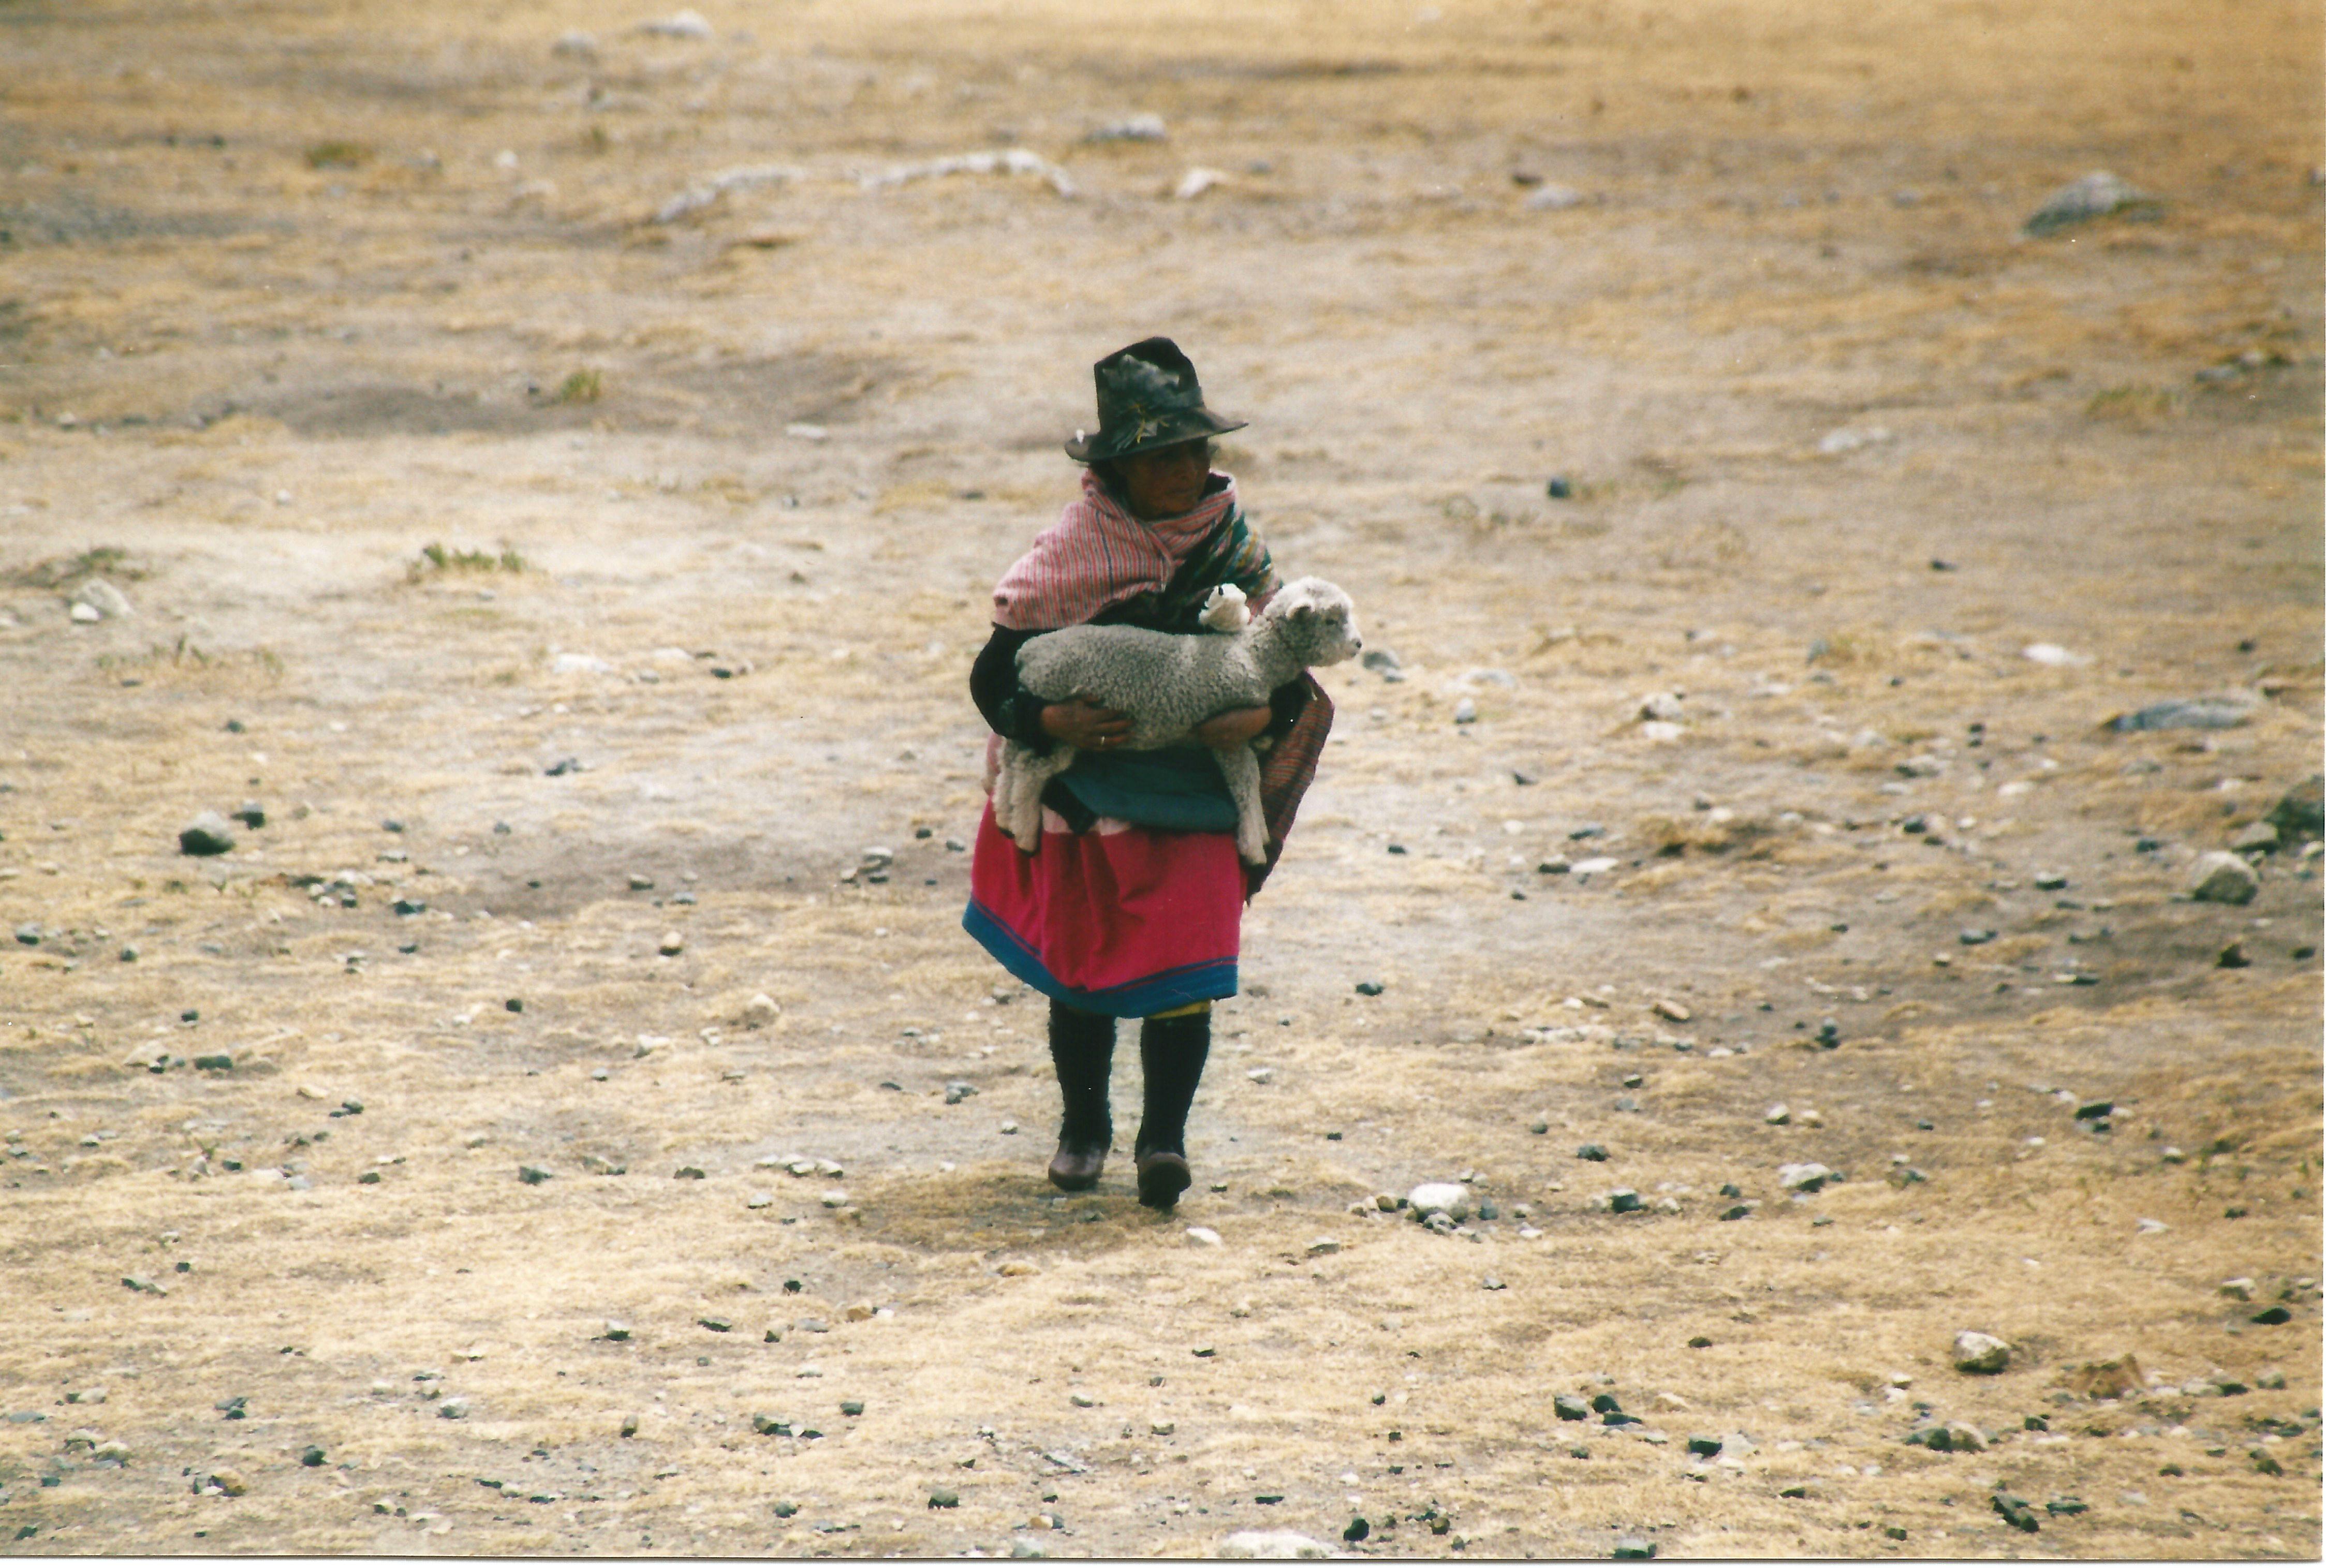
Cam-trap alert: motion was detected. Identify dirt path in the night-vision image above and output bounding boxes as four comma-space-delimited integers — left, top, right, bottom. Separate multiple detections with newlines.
1, 0, 2320, 1557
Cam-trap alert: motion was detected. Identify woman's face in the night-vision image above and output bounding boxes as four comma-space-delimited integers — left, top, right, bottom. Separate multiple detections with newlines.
1117, 438, 1213, 519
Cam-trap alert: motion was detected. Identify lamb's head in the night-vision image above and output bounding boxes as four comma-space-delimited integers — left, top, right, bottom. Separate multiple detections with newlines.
1259, 576, 1363, 668
1198, 582, 1251, 632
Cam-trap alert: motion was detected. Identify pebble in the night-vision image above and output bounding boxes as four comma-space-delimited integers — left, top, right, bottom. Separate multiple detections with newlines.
1650, 999, 1690, 1023
929, 1487, 960, 1509
945, 1081, 977, 1105
1353, 980, 1384, 996
658, 930, 686, 956
439, 1398, 470, 1419
1612, 1537, 1657, 1560
1958, 928, 1997, 946
1571, 856, 1618, 875
2230, 821, 2279, 853
178, 812, 237, 856
820, 1189, 848, 1208
1953, 1330, 2012, 1374
1452, 698, 1478, 724
1606, 1189, 1643, 1214
1763, 1104, 1789, 1125
1525, 183, 1585, 211
743, 994, 781, 1026
1576, 1143, 1610, 1162
518, 1165, 552, 1185
231, 801, 266, 829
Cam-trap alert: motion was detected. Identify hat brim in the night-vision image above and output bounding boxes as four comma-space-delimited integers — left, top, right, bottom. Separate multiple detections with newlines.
1065, 406, 1246, 464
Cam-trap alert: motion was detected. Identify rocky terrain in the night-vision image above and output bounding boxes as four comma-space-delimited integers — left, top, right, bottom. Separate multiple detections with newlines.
0, 0, 2319, 1557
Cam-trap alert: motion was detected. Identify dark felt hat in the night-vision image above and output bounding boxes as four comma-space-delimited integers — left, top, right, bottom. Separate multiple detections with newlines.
1063, 336, 1246, 463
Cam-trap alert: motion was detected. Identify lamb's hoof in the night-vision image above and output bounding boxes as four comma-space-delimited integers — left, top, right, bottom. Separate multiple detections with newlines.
1135, 1149, 1191, 1210
1047, 1141, 1108, 1192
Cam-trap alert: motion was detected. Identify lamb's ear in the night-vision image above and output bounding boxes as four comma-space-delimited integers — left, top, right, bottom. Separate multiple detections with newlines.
1289, 601, 1316, 623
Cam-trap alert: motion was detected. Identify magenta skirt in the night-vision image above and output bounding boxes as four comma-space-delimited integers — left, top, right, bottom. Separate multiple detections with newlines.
961, 800, 1243, 1018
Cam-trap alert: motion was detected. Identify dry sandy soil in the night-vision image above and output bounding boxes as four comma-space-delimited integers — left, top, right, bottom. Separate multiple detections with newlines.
1, 0, 2321, 1558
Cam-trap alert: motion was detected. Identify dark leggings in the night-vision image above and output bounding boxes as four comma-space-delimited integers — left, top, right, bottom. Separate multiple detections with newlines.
1048, 998, 1212, 1157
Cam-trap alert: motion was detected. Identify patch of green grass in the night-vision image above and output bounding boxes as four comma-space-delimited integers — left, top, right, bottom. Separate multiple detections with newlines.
2085, 384, 2175, 421
553, 369, 603, 405
408, 542, 526, 582
303, 141, 367, 170
7, 545, 139, 590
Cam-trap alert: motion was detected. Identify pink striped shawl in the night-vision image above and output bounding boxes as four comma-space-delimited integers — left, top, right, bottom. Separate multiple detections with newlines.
993, 469, 1247, 632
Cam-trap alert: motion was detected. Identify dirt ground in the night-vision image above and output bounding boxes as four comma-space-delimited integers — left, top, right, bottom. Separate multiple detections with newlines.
1, 0, 2321, 1558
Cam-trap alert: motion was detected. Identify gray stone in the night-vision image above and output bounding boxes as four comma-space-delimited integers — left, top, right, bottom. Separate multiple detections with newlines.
11, 923, 36, 946
2267, 774, 2323, 840
1555, 1393, 1589, 1421
1612, 1537, 1658, 1559
72, 579, 134, 619
178, 812, 237, 856
1953, 1330, 2011, 1373
1607, 1189, 1643, 1214
2106, 696, 2254, 733
2023, 170, 2161, 236
1452, 697, 1478, 724
1777, 1162, 1832, 1193
2189, 851, 2259, 905
2230, 821, 2279, 854
1085, 113, 1167, 143
928, 1487, 960, 1508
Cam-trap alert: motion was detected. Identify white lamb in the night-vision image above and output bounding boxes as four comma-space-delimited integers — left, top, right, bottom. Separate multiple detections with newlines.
995, 576, 1363, 865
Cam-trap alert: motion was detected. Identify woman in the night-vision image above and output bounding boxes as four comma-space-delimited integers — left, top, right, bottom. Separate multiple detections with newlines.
962, 337, 1333, 1210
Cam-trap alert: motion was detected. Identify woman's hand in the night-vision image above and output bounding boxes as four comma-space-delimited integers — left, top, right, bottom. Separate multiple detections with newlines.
1194, 704, 1272, 750
1042, 698, 1132, 750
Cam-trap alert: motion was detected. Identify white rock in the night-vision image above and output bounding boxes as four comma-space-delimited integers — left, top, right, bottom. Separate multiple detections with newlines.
743, 994, 781, 1027
1952, 1329, 2011, 1374
1184, 1226, 1223, 1247
2020, 642, 2090, 668
552, 653, 613, 675
1941, 1420, 1989, 1452
2217, 1277, 2255, 1301
1639, 692, 1684, 721
1305, 1237, 1342, 1256
1174, 167, 1224, 200
1639, 720, 1684, 742
1777, 1162, 1832, 1192
820, 1188, 848, 1208
69, 601, 102, 624
636, 8, 712, 38
1407, 1181, 1468, 1220
1764, 1104, 1790, 1125
2188, 851, 2259, 906
1087, 113, 1167, 142
1570, 855, 1618, 875
551, 29, 598, 58
72, 579, 133, 618
2136, 1217, 2169, 1234
1220, 1530, 1331, 1560
1818, 425, 1892, 455
658, 930, 686, 956
1524, 183, 1585, 211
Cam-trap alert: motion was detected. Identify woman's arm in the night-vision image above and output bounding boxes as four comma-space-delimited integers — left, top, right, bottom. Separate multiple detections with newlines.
970, 626, 1131, 752
970, 626, 1051, 751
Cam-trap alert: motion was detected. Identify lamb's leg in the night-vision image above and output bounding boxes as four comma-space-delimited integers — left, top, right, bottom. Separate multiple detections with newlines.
1215, 744, 1269, 866
996, 743, 1037, 850
1003, 743, 1073, 852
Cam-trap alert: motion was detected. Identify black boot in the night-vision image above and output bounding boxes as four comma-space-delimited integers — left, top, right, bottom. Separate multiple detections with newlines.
1047, 1000, 1115, 1191
1135, 1008, 1210, 1208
